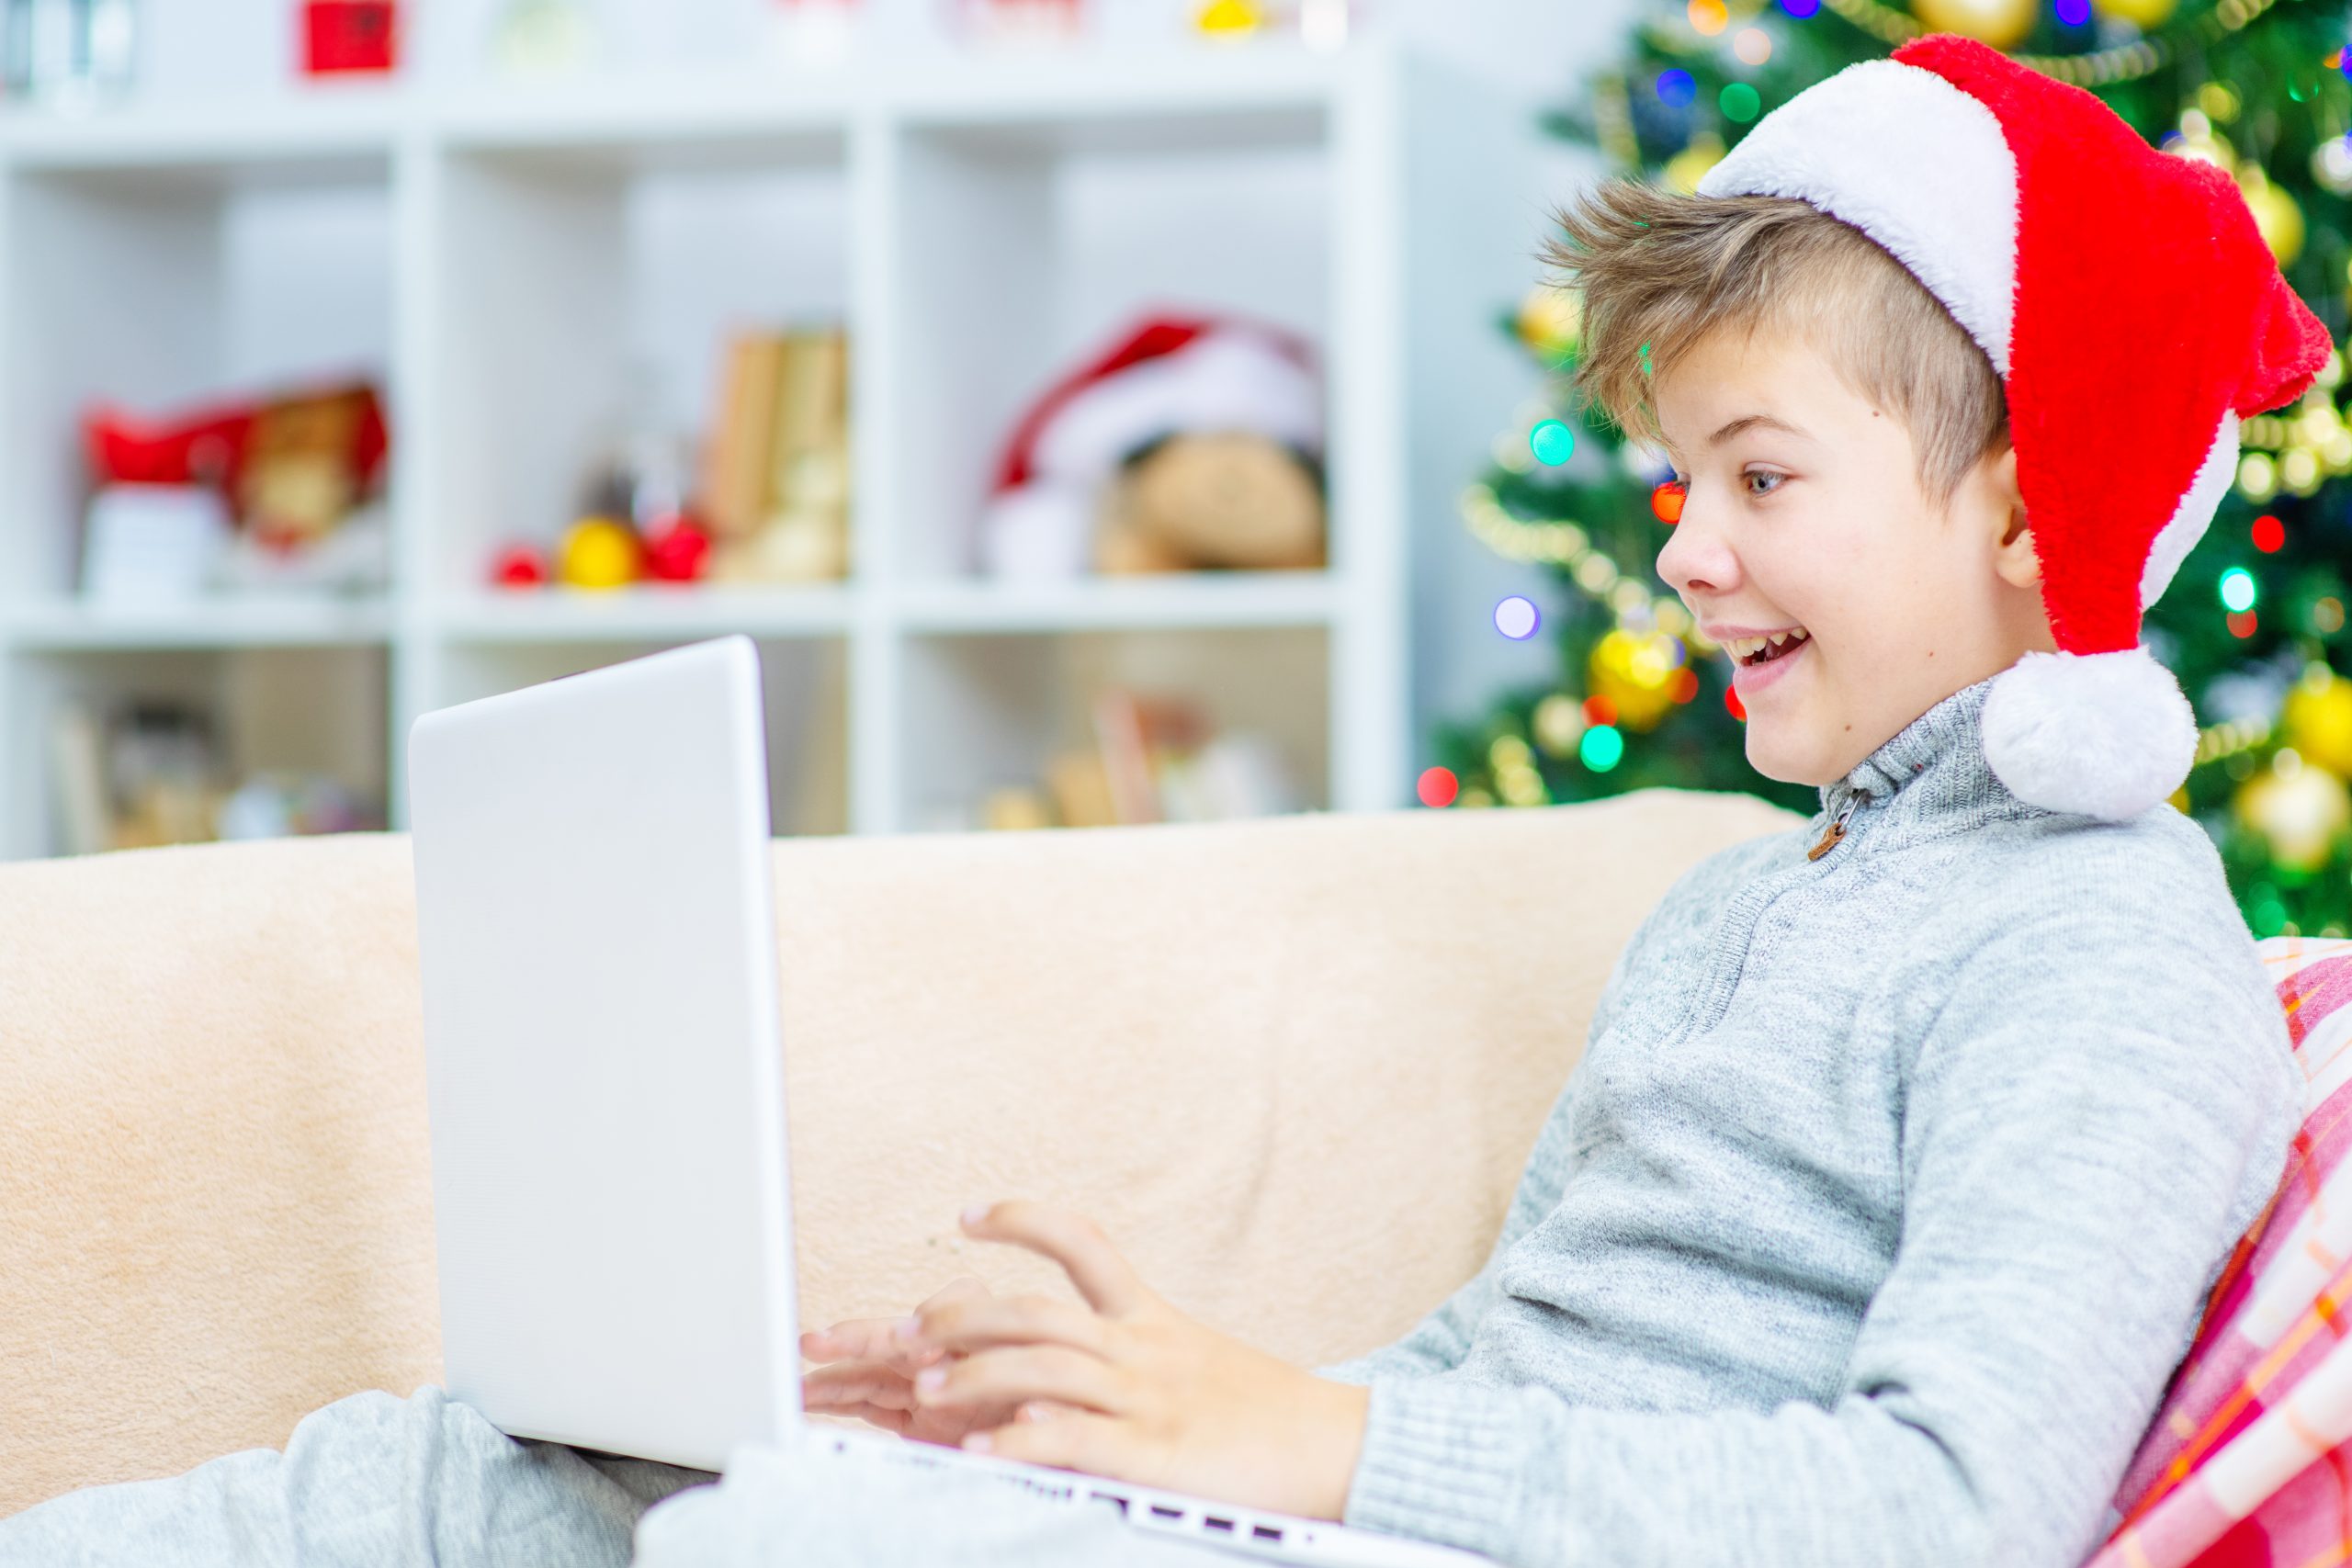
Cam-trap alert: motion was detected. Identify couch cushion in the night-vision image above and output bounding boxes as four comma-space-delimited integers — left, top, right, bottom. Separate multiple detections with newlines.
0, 787, 1799, 1516
2091, 936, 2352, 1567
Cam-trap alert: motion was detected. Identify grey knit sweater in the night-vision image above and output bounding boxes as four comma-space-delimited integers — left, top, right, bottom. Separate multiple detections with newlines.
1316, 672, 2302, 1568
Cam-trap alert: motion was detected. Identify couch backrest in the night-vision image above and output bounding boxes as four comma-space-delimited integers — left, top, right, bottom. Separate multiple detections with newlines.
0, 787, 1800, 1515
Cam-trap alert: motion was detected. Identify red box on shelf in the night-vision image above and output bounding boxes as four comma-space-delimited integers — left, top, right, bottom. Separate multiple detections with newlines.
302, 1, 399, 75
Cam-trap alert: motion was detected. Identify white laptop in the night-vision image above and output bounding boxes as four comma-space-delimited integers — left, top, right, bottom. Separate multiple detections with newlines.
406, 635, 1491, 1568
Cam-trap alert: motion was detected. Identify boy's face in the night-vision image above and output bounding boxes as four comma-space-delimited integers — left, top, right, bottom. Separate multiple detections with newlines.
1650, 325, 2052, 790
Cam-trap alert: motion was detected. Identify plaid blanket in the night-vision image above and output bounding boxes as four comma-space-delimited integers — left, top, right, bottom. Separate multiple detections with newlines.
2092, 936, 2352, 1568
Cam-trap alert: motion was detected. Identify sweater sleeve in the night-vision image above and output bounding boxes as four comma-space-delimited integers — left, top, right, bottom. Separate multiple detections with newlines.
1312, 898, 1659, 1386
1334, 905, 2300, 1568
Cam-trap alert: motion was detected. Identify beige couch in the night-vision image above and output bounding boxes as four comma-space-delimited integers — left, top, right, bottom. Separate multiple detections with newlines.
0, 786, 1802, 1519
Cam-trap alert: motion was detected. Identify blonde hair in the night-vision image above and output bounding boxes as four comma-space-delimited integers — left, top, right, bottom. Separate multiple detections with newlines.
1543, 176, 2009, 513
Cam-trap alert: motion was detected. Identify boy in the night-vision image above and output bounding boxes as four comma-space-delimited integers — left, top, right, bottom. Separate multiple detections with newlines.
781, 36, 2321, 1568
1, 31, 2326, 1568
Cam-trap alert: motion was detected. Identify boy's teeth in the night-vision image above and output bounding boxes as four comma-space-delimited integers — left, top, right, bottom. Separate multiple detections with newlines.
1728, 627, 1808, 661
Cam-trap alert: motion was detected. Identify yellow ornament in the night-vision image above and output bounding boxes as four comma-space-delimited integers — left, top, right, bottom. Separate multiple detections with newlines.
1516, 286, 1582, 362
1194, 0, 1261, 35
2234, 754, 2352, 874
1587, 628, 1680, 733
2089, 0, 2177, 28
2238, 168, 2303, 267
2285, 671, 2352, 776
558, 515, 644, 590
1663, 133, 1724, 196
1908, 0, 2035, 50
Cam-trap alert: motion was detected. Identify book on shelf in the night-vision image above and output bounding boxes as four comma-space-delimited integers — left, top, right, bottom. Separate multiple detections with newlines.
698, 323, 852, 582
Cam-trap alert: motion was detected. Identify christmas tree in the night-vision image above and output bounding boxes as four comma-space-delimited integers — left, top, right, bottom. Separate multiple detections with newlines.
1431, 0, 2352, 940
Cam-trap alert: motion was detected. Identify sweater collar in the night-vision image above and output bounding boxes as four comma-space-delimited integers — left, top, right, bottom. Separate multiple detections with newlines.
1815, 673, 2024, 829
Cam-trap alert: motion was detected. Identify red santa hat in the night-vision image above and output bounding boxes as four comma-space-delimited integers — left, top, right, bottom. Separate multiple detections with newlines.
981, 313, 1321, 579
1692, 32, 2331, 821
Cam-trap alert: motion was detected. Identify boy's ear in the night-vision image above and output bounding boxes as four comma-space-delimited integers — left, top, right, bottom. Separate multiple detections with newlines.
1985, 445, 2040, 589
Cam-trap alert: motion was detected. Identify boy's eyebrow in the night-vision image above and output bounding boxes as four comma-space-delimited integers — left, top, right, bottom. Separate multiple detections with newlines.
1660, 413, 1817, 458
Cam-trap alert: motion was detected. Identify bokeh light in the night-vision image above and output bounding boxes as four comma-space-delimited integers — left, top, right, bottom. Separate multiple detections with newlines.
2227, 609, 2259, 638
1583, 694, 1619, 728
1417, 766, 1458, 807
1719, 83, 1761, 122
1529, 419, 1575, 466
1686, 0, 1729, 35
2252, 513, 2285, 553
1579, 726, 1625, 772
1656, 69, 1697, 107
2053, 0, 2090, 23
1493, 595, 1541, 640
1733, 27, 1771, 64
2220, 567, 2258, 613
1779, 0, 1819, 14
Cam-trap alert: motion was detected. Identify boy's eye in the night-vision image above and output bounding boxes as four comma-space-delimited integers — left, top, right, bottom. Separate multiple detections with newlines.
1745, 469, 1786, 498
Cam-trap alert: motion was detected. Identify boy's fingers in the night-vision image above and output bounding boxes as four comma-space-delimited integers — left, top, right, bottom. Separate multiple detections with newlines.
802, 1318, 909, 1362
914, 1292, 1106, 1358
959, 1202, 1149, 1317
916, 1343, 1129, 1417
809, 1278, 989, 1368
967, 1406, 1132, 1477
802, 1365, 918, 1413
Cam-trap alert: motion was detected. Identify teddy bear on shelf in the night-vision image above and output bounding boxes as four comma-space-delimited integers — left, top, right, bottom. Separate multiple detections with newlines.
979, 313, 1328, 579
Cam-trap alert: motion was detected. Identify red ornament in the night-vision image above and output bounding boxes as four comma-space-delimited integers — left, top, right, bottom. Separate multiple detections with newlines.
1650, 480, 1686, 524
491, 543, 547, 588
642, 517, 712, 582
303, 1, 399, 76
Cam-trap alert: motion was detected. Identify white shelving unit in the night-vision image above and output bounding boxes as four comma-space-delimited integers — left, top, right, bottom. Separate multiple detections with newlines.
0, 35, 1526, 857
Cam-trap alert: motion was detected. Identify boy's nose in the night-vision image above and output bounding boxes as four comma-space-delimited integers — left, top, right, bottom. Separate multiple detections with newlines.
1656, 498, 1738, 599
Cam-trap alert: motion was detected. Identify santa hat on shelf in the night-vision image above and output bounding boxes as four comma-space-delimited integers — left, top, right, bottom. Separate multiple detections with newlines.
981, 313, 1321, 580
1692, 32, 2331, 821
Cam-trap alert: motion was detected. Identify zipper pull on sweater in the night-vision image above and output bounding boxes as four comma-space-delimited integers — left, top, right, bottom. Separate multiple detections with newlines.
1808, 789, 1869, 862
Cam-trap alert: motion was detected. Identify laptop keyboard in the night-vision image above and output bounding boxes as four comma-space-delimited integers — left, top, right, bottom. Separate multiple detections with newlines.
808, 1430, 1302, 1557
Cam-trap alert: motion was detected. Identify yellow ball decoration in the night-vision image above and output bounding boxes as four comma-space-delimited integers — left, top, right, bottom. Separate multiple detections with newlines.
2234, 754, 2351, 874
2285, 671, 2352, 776
2239, 169, 2304, 267
1516, 286, 1582, 362
1908, 0, 2035, 50
1587, 628, 1681, 733
2089, 0, 2177, 28
558, 516, 645, 590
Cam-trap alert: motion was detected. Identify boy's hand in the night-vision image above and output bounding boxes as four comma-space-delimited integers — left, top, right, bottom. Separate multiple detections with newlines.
801, 1278, 1063, 1447
899, 1200, 1372, 1522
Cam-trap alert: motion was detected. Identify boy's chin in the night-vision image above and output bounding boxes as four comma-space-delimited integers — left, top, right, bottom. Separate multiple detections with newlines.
1742, 725, 1839, 791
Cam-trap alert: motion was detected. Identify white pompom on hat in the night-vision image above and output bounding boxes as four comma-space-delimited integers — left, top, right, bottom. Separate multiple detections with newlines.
1693, 32, 2332, 819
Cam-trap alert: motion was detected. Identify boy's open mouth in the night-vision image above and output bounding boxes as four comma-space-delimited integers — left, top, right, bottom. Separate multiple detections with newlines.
1726, 628, 1811, 667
